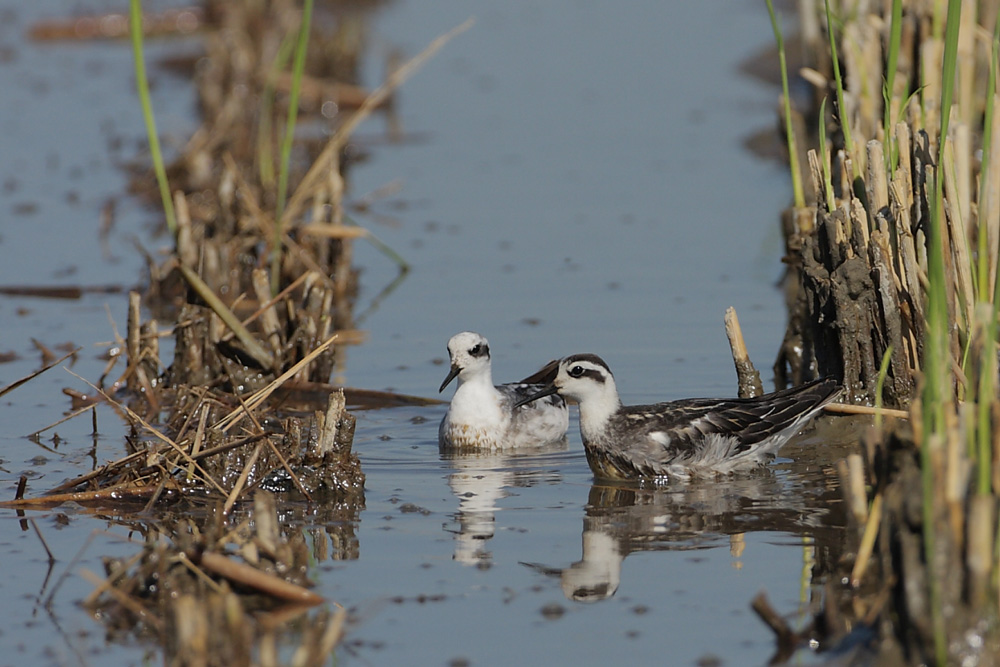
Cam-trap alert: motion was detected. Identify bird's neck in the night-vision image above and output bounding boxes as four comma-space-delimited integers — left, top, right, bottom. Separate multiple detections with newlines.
458, 368, 494, 393
451, 371, 505, 423
577, 385, 622, 440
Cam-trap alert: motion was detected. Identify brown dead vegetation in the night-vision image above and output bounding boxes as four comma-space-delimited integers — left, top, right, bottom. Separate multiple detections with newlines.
83, 491, 353, 667
762, 0, 1000, 664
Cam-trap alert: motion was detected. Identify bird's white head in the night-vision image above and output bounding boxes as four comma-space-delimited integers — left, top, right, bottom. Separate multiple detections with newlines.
440, 331, 493, 392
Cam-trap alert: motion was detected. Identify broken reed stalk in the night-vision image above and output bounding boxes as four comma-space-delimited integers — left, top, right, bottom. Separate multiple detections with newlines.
723, 307, 763, 398
0, 347, 78, 400
838, 453, 869, 525
223, 440, 263, 515
195, 551, 324, 605
29, 402, 96, 438
1, 483, 169, 508
817, 97, 835, 212
750, 591, 797, 657
849, 491, 882, 586
822, 402, 908, 419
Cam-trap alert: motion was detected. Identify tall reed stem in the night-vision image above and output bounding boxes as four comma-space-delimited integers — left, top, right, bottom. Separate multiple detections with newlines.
921, 2, 963, 662
975, 14, 1000, 498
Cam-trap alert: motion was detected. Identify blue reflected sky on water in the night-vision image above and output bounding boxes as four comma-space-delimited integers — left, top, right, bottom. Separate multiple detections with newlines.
346, 0, 791, 402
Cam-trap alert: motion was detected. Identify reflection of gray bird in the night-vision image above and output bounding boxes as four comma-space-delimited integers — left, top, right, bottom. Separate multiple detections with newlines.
525, 474, 848, 603
439, 332, 568, 449
559, 529, 623, 602
516, 354, 840, 480
521, 526, 623, 603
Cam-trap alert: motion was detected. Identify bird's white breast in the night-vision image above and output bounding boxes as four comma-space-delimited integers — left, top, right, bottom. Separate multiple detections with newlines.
441, 381, 510, 448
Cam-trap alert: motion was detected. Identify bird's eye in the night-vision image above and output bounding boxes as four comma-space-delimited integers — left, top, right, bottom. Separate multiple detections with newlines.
470, 344, 481, 355
568, 365, 585, 378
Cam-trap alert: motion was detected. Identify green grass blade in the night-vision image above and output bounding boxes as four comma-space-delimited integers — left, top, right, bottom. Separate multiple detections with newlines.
343, 213, 410, 273
977, 308, 996, 495
978, 7, 1000, 499
875, 345, 893, 432
883, 0, 903, 171
921, 2, 963, 663
824, 0, 860, 181
257, 35, 297, 189
818, 96, 835, 212
765, 0, 804, 208
938, 1, 960, 145
984, 11, 1000, 304
129, 0, 177, 237
271, 0, 314, 295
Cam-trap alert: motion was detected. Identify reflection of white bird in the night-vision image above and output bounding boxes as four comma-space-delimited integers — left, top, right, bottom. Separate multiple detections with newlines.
517, 354, 841, 480
439, 332, 568, 450
447, 455, 509, 567
444, 440, 569, 567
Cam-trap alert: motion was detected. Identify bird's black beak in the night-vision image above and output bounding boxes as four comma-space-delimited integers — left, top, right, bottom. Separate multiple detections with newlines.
513, 383, 559, 408
439, 365, 462, 393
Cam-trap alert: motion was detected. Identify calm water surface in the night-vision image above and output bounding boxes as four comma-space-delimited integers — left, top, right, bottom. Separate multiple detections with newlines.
0, 1, 860, 665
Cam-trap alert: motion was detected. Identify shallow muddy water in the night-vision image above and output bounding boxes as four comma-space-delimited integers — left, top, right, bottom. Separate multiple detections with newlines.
0, 1, 863, 665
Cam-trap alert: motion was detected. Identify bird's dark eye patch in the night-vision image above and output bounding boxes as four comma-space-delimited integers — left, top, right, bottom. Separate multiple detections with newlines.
469, 343, 489, 358
568, 365, 586, 378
